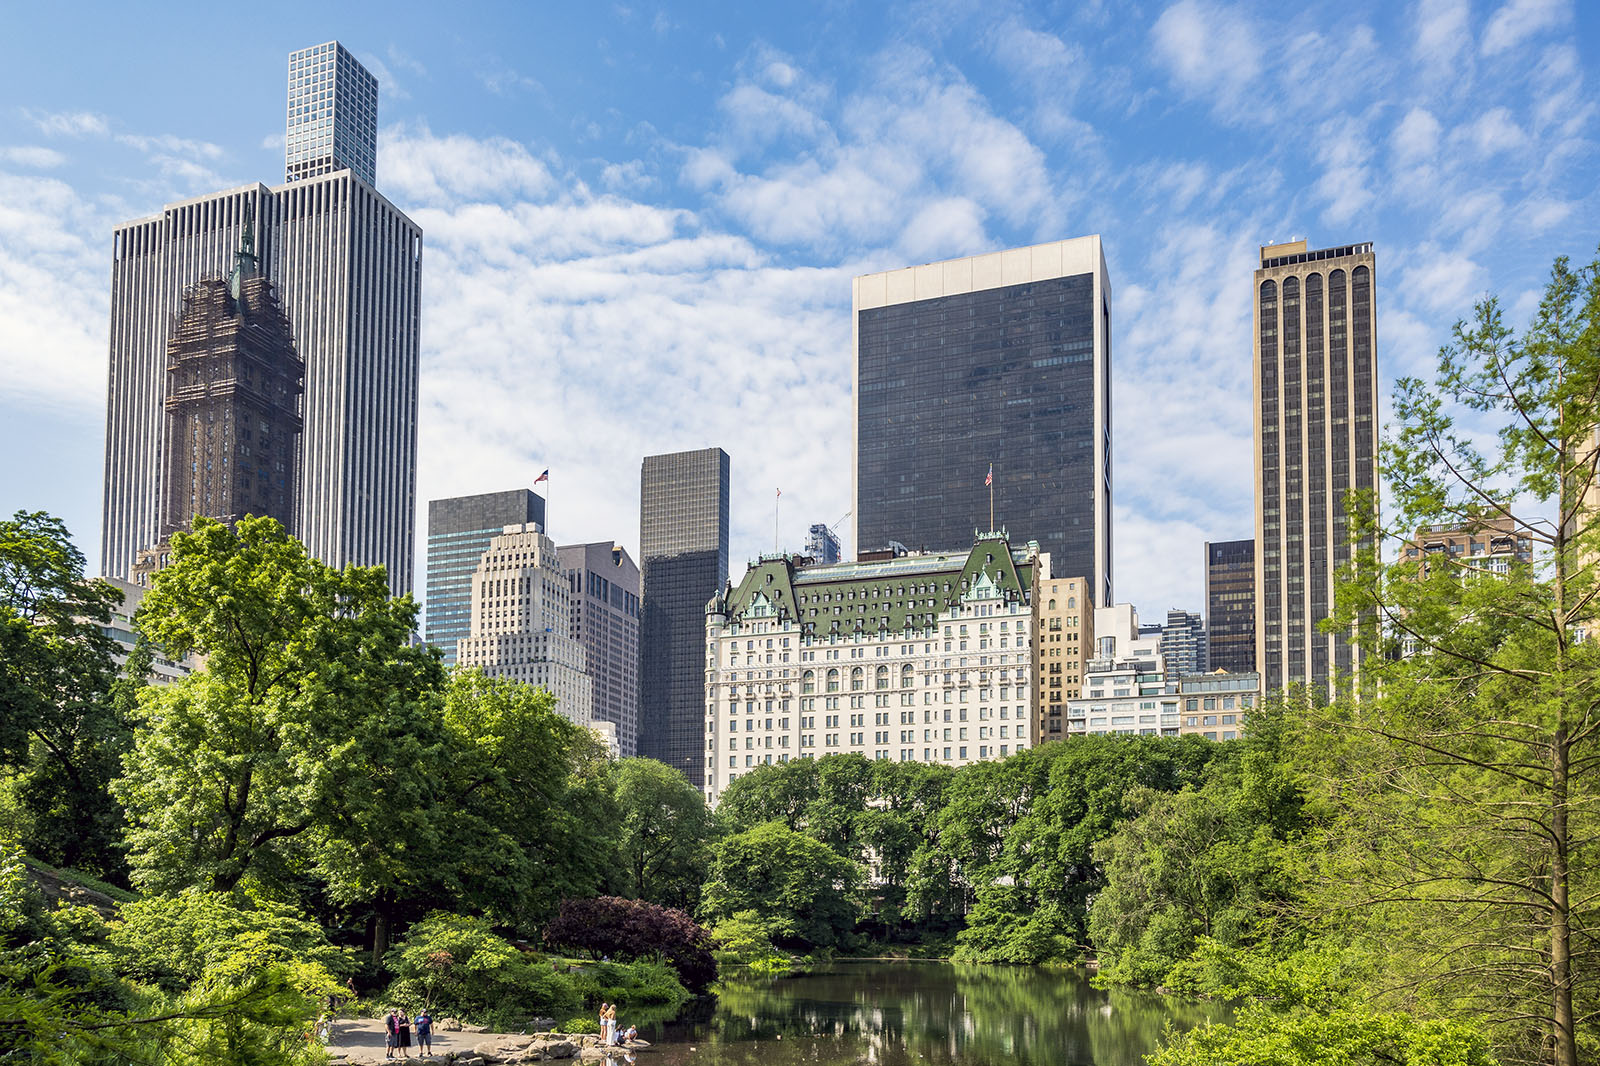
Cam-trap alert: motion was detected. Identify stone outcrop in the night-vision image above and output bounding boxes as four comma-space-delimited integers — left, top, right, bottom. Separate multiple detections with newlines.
458, 1033, 652, 1064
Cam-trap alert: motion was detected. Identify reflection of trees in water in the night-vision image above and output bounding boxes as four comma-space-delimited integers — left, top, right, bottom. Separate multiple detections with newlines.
644, 962, 1225, 1066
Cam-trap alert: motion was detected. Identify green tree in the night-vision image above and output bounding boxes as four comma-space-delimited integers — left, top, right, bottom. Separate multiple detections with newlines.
1317, 251, 1600, 1066
611, 757, 713, 910
0, 511, 129, 877
714, 758, 819, 834
115, 515, 444, 898
700, 821, 860, 950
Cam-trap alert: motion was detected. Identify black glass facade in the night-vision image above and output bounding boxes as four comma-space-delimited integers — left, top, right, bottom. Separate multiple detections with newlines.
1205, 538, 1255, 674
856, 273, 1107, 604
1255, 245, 1376, 695
638, 448, 730, 788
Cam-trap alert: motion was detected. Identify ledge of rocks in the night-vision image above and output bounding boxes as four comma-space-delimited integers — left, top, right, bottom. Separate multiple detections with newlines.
341, 1032, 654, 1065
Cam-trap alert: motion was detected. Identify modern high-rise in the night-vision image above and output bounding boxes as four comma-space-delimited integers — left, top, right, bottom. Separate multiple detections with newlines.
854, 237, 1112, 608
102, 42, 422, 598
285, 42, 378, 187
1159, 609, 1207, 682
1204, 539, 1256, 673
806, 523, 842, 564
639, 448, 730, 787
559, 541, 641, 757
1065, 603, 1176, 736
1253, 239, 1378, 695
456, 524, 593, 728
426, 490, 547, 666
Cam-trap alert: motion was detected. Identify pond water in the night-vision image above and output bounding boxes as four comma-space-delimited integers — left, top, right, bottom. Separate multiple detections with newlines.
626, 960, 1226, 1066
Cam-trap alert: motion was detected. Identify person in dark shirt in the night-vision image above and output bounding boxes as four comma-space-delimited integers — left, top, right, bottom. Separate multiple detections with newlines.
397, 1011, 413, 1058
385, 1010, 399, 1059
415, 1010, 433, 1055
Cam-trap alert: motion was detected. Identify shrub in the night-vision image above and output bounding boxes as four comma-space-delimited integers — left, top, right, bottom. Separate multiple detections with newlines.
543, 896, 716, 991
565, 1016, 601, 1034
385, 912, 579, 1023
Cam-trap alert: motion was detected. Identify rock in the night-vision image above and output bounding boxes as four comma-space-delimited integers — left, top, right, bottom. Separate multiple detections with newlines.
440, 1017, 464, 1031
473, 1038, 531, 1063
532, 1017, 558, 1031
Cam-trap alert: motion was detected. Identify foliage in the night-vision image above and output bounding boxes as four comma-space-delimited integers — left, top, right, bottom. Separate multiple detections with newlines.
108, 890, 348, 996
610, 757, 714, 911
1149, 943, 1497, 1066
710, 909, 790, 972
563, 1015, 600, 1034
115, 515, 445, 901
543, 895, 716, 990
385, 911, 574, 1023
1088, 709, 1309, 986
0, 511, 130, 879
700, 821, 860, 950
1317, 251, 1600, 1066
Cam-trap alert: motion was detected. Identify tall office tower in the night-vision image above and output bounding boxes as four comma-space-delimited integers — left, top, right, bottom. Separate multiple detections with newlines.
639, 448, 730, 787
1034, 574, 1092, 744
285, 42, 378, 186
159, 238, 303, 539
1205, 539, 1256, 673
806, 523, 841, 564
456, 524, 593, 726
1253, 239, 1378, 695
1159, 609, 1207, 682
559, 542, 641, 757
426, 490, 547, 666
102, 42, 421, 598
854, 237, 1113, 607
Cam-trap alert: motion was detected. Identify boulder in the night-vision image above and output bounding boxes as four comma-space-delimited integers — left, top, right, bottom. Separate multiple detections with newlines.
473, 1038, 532, 1063
439, 1017, 464, 1031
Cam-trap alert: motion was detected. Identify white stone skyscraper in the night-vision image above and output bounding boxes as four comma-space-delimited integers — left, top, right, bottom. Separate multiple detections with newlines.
101, 42, 421, 597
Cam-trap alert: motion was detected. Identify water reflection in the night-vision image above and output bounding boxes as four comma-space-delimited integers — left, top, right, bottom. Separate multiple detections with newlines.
637, 961, 1224, 1066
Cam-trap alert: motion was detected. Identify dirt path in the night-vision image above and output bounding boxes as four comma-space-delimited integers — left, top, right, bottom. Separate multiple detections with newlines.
324, 1017, 507, 1063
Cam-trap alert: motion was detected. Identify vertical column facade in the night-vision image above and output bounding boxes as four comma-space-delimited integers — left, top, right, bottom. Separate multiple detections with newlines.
1253, 240, 1377, 696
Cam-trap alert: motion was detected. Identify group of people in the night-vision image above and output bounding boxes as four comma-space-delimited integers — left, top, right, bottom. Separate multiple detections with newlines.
597, 1003, 637, 1046
385, 1009, 433, 1058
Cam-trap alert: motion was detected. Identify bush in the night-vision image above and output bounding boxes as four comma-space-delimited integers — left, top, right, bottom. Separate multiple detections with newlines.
543, 896, 716, 991
565, 1016, 600, 1034
711, 910, 790, 972
385, 912, 578, 1023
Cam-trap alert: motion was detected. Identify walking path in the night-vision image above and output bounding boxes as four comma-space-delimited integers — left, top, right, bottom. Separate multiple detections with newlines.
323, 1018, 650, 1065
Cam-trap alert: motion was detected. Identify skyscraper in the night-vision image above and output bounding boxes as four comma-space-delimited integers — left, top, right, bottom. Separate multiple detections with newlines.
559, 541, 641, 757
639, 448, 730, 787
456, 524, 593, 727
285, 42, 378, 186
102, 42, 421, 597
157, 234, 302, 542
1204, 539, 1256, 673
426, 490, 547, 666
854, 237, 1112, 607
806, 523, 841, 564
1159, 609, 1207, 682
1253, 240, 1378, 695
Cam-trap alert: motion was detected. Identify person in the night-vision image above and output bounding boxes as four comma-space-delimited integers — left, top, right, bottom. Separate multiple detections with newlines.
621, 1025, 637, 1046
598, 1003, 610, 1045
385, 1010, 399, 1059
605, 1004, 618, 1045
415, 1009, 433, 1055
397, 1010, 412, 1059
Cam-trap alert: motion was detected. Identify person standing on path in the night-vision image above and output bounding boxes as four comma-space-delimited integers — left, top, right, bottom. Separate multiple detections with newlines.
385, 1010, 399, 1059
599, 1003, 610, 1045
415, 1009, 433, 1055
397, 1011, 413, 1058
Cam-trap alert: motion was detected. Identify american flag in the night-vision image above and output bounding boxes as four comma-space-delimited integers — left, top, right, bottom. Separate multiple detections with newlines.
534, 469, 549, 484
985, 463, 993, 487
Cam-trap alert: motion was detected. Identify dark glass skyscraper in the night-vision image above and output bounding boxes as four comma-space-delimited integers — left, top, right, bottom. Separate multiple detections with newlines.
1253, 240, 1377, 695
853, 238, 1112, 608
426, 489, 546, 665
1204, 539, 1256, 674
639, 448, 730, 787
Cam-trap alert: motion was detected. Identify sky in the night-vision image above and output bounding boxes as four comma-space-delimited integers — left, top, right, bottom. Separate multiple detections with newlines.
1, 0, 1596, 621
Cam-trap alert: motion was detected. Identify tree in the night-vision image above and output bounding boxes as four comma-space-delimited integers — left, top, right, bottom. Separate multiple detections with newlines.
542, 896, 716, 990
0, 511, 129, 877
1319, 251, 1600, 1066
114, 516, 444, 897
700, 821, 860, 950
611, 758, 714, 910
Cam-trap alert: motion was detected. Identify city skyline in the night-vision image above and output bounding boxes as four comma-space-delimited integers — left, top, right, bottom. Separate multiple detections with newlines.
2, 3, 1597, 622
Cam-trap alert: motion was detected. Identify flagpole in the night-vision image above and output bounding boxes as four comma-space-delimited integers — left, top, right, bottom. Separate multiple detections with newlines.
989, 464, 994, 532
775, 488, 780, 553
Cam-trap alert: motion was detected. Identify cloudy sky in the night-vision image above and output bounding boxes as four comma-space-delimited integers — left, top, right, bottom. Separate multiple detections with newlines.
1, 0, 1596, 619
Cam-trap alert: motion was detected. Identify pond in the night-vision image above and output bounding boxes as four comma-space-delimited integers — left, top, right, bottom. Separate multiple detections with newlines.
627, 960, 1226, 1066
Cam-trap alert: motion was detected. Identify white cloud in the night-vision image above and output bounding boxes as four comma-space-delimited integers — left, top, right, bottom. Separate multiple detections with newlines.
1482, 0, 1570, 56
23, 109, 108, 137
1150, 1, 1262, 118
1400, 245, 1489, 314
381, 124, 557, 204
0, 146, 66, 168
1391, 107, 1442, 163
1414, 0, 1473, 79
1460, 106, 1528, 156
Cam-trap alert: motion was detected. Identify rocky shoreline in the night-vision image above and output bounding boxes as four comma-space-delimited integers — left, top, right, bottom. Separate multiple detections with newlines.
330, 1030, 653, 1066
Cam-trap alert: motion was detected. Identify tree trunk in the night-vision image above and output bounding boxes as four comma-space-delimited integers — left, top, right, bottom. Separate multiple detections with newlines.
373, 908, 392, 966
1551, 725, 1575, 1066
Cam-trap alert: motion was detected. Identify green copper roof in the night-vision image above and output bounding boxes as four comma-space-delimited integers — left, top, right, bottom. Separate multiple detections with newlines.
712, 534, 1037, 637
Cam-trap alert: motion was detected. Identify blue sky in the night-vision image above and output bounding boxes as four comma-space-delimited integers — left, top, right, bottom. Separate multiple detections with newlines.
1, 0, 1596, 619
